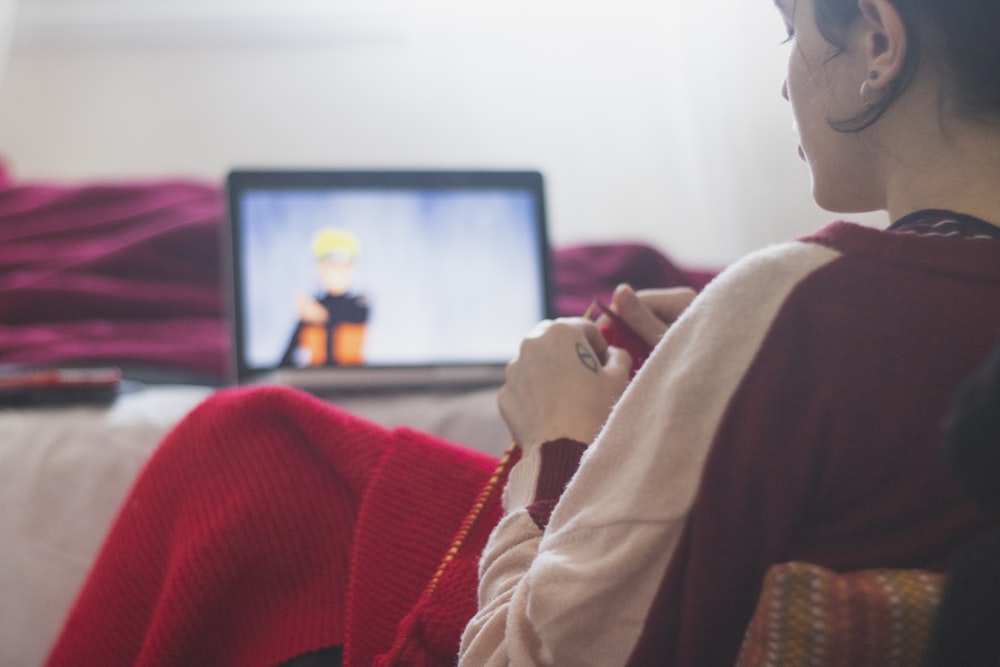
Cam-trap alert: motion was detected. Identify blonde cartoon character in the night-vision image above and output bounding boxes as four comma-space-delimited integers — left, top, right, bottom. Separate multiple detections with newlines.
284, 229, 369, 366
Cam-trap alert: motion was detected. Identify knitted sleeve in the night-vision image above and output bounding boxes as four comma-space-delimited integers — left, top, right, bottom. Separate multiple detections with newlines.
459, 240, 843, 666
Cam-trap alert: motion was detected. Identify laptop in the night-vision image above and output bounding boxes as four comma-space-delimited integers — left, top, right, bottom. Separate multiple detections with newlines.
224, 169, 553, 392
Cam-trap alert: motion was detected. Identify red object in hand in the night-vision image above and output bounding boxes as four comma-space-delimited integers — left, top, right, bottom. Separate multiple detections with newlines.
593, 300, 654, 377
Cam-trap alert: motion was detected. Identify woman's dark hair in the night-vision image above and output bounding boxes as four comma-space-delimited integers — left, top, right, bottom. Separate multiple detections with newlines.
812, 0, 1000, 131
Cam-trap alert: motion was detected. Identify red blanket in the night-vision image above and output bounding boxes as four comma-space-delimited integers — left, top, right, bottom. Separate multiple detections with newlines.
45, 385, 512, 666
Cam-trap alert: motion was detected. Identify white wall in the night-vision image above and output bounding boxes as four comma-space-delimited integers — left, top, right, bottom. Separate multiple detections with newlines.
0, 0, 886, 267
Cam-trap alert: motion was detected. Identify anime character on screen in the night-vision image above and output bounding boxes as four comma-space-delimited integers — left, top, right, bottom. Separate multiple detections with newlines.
282, 228, 369, 367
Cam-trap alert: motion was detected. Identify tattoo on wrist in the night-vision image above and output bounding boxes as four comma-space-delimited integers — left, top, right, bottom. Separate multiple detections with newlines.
576, 342, 599, 373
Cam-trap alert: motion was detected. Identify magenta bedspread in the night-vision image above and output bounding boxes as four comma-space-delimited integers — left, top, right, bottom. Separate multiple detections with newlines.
0, 176, 711, 383
0, 179, 228, 379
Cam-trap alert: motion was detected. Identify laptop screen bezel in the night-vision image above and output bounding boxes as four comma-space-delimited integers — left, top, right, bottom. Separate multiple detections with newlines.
223, 169, 554, 386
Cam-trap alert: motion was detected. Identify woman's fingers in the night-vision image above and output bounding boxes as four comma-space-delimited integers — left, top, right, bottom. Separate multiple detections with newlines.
604, 284, 697, 348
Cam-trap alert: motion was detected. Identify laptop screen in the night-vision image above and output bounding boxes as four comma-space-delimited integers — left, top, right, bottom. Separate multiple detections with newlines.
225, 170, 552, 387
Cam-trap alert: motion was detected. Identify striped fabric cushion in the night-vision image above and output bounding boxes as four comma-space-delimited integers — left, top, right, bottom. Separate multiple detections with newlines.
736, 562, 945, 667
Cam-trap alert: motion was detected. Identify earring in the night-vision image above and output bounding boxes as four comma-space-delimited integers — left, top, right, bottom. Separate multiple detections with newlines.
860, 70, 879, 108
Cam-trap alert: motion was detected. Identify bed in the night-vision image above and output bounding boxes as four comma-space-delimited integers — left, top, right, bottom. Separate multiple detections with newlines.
0, 168, 712, 666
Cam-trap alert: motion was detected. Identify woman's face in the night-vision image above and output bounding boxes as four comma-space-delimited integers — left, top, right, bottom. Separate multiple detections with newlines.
777, 0, 881, 212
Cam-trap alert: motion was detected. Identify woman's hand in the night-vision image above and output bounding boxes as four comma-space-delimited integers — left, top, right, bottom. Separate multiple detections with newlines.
499, 317, 633, 451
598, 284, 697, 349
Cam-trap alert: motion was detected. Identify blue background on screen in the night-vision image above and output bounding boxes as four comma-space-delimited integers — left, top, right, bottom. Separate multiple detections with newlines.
239, 188, 546, 368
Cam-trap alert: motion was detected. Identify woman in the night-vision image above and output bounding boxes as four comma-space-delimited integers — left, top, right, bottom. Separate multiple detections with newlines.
46, 0, 1000, 665
460, 0, 1000, 663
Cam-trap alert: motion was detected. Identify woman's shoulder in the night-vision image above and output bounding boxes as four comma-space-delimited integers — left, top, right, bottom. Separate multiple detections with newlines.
644, 236, 841, 381
693, 230, 843, 311
701, 217, 1000, 306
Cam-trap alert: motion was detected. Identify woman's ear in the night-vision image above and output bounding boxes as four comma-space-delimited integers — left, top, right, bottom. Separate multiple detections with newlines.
856, 0, 908, 92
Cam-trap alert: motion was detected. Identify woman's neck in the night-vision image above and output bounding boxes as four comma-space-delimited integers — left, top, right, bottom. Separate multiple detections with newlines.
882, 114, 1000, 228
